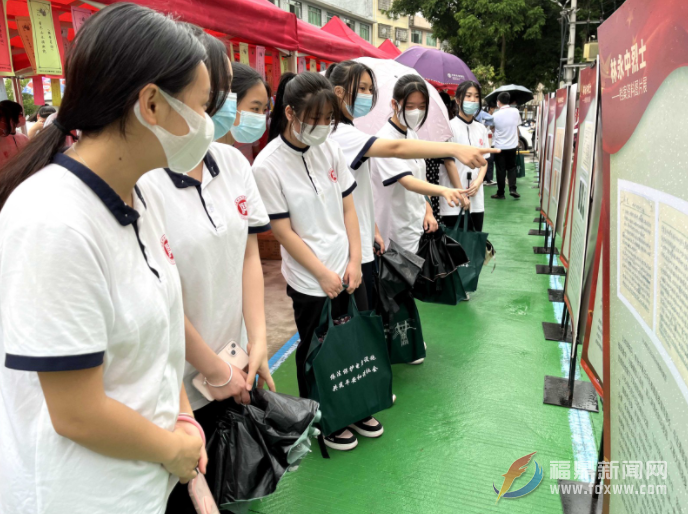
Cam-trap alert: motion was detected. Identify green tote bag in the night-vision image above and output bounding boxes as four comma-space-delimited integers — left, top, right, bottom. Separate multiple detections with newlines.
442, 209, 489, 293
304, 297, 393, 436
384, 292, 426, 364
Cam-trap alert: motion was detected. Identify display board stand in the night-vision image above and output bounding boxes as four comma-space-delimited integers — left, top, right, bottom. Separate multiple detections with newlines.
557, 431, 605, 514
543, 330, 599, 412
535, 231, 566, 276
542, 307, 573, 343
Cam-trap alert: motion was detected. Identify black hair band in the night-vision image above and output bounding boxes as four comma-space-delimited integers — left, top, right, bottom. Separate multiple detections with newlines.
52, 120, 72, 136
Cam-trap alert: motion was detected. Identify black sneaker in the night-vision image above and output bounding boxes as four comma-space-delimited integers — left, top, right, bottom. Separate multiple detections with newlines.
509, 190, 521, 198
324, 428, 358, 451
348, 417, 384, 438
491, 194, 506, 199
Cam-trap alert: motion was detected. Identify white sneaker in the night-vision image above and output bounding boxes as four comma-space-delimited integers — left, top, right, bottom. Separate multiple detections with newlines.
392, 394, 397, 405
323, 428, 358, 451
409, 342, 427, 364
348, 417, 384, 438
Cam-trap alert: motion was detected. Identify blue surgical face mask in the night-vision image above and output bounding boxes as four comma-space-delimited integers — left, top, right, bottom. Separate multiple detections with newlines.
230, 111, 267, 144
211, 92, 237, 139
462, 101, 480, 116
347, 93, 374, 118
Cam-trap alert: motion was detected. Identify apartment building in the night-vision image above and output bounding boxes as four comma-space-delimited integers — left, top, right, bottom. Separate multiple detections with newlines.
272, 0, 376, 42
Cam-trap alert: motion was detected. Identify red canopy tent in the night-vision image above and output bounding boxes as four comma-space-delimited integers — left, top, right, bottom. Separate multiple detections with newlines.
321, 16, 390, 59
296, 17, 362, 62
99, 0, 299, 51
378, 38, 401, 58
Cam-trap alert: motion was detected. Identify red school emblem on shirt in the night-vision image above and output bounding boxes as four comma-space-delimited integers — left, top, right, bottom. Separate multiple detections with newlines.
235, 196, 249, 219
479, 139, 485, 146
161, 235, 175, 264
328, 168, 338, 183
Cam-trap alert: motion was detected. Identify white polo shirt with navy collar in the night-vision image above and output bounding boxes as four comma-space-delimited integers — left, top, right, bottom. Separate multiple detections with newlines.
252, 134, 356, 297
329, 119, 378, 265
140, 143, 270, 410
370, 120, 427, 253
440, 116, 491, 215
0, 153, 185, 514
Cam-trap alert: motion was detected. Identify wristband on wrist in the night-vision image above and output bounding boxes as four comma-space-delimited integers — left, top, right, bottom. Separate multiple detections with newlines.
177, 415, 206, 446
204, 361, 233, 388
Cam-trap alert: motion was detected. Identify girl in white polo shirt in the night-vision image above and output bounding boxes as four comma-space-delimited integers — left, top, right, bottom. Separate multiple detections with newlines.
440, 81, 491, 232
140, 30, 274, 514
325, 62, 495, 306
254, 72, 377, 452
0, 6, 212, 514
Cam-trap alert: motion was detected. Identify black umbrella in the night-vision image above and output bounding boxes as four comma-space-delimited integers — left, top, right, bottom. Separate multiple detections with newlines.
485, 84, 534, 106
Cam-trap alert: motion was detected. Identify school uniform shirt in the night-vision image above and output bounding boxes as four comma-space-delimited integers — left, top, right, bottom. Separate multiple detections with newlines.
140, 143, 270, 410
0, 153, 185, 514
440, 116, 491, 215
252, 134, 356, 297
370, 120, 427, 254
328, 119, 377, 264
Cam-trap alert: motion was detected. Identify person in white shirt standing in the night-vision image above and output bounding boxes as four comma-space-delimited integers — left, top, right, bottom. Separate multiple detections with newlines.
440, 81, 491, 232
139, 29, 275, 514
491, 91, 522, 199
0, 5, 213, 514
254, 72, 378, 452
325, 62, 490, 307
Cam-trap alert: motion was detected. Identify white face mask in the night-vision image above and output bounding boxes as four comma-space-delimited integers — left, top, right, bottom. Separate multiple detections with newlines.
402, 108, 425, 131
293, 117, 331, 147
134, 89, 214, 174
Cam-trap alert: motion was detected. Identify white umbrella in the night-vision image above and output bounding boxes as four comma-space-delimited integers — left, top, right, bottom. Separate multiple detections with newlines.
351, 57, 452, 143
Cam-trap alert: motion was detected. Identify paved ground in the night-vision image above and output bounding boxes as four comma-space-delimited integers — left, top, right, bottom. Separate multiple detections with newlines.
254, 162, 603, 513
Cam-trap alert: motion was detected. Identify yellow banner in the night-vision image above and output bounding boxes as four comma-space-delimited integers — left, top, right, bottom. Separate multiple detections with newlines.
280, 55, 287, 74
50, 77, 61, 106
27, 0, 62, 76
239, 43, 249, 65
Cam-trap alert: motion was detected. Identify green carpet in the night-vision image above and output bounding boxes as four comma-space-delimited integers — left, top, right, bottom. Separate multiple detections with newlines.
250, 162, 603, 513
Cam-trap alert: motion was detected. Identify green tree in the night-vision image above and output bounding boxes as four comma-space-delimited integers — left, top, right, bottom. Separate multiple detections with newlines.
3, 78, 39, 117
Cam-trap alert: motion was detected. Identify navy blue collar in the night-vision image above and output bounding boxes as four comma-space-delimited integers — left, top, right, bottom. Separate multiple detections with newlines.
388, 118, 407, 136
165, 152, 220, 189
53, 153, 141, 227
280, 133, 309, 153
457, 115, 474, 125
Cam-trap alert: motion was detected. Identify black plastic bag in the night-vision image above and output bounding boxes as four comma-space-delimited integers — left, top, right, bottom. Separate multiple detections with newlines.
205, 389, 320, 512
413, 228, 470, 305
374, 239, 425, 315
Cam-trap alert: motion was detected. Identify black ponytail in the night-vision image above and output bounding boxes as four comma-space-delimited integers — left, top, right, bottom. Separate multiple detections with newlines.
0, 3, 206, 210
392, 74, 430, 129
268, 72, 340, 142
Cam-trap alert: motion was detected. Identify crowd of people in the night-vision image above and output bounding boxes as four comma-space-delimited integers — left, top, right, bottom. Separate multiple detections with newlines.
0, 4, 524, 513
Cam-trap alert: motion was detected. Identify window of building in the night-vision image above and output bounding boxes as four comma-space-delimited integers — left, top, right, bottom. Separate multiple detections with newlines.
308, 6, 321, 26
359, 23, 370, 41
378, 23, 392, 40
395, 28, 408, 42
426, 33, 437, 47
378, 0, 391, 10
288, 0, 301, 18
326, 12, 335, 22
340, 16, 354, 30
411, 30, 422, 44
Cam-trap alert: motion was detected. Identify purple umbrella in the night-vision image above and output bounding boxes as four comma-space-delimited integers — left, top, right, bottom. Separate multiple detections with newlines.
395, 47, 478, 91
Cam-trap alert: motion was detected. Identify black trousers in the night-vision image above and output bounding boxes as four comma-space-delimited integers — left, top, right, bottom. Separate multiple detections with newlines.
494, 147, 518, 195
361, 260, 376, 310
287, 283, 368, 398
441, 212, 484, 233
165, 399, 237, 514
485, 154, 494, 182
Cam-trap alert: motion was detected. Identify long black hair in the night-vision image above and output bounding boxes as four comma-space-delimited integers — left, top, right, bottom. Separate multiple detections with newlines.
455, 80, 482, 117
0, 3, 206, 209
268, 72, 340, 142
231, 62, 271, 105
392, 74, 429, 129
325, 60, 378, 114
183, 23, 230, 116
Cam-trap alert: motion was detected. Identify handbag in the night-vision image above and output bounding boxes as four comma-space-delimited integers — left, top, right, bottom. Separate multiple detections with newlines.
304, 296, 393, 436
442, 209, 489, 293
413, 228, 469, 305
